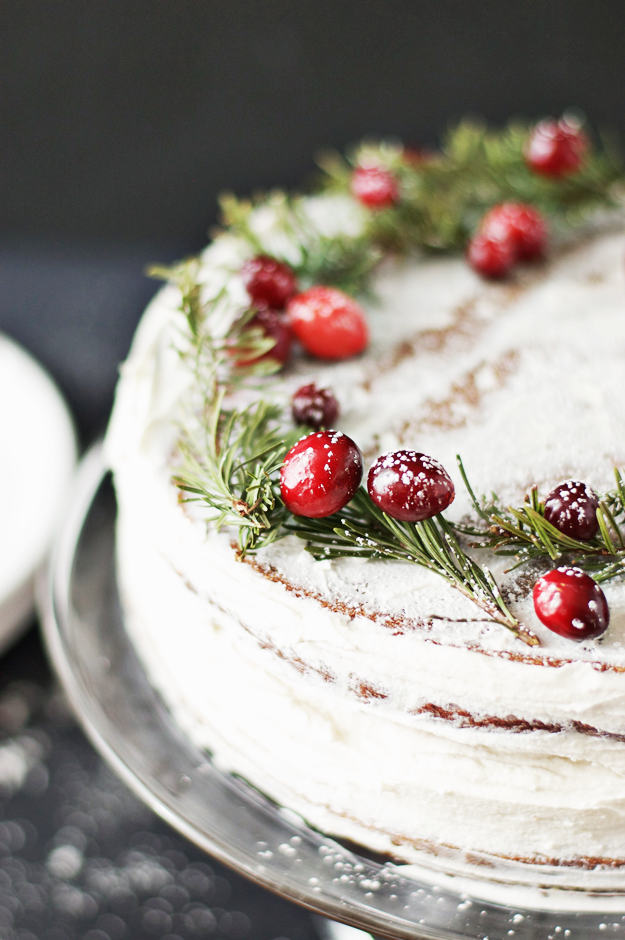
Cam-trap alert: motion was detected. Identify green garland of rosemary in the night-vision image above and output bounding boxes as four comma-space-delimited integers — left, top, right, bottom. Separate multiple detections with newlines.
149, 114, 625, 647
219, 117, 623, 290
455, 458, 625, 584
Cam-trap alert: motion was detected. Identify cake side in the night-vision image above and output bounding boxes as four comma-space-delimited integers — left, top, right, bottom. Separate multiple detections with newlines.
106, 206, 625, 887
113, 467, 625, 888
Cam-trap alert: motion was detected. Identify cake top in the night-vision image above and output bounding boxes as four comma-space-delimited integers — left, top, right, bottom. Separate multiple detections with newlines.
108, 115, 625, 662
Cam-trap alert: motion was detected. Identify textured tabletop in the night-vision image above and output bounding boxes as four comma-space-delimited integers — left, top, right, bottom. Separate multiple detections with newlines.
0, 627, 321, 940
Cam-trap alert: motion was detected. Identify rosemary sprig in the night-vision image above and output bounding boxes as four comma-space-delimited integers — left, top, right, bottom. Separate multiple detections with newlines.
149, 259, 283, 381
174, 397, 299, 555
286, 488, 538, 646
456, 457, 625, 584
149, 261, 297, 554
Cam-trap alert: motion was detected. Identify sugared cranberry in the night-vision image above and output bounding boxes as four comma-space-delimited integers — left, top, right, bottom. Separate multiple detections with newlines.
480, 203, 547, 261
467, 232, 515, 279
287, 286, 369, 360
280, 430, 363, 518
351, 165, 399, 209
241, 255, 298, 309
232, 309, 292, 367
543, 480, 600, 542
525, 118, 587, 178
533, 567, 609, 641
367, 450, 455, 522
292, 383, 339, 430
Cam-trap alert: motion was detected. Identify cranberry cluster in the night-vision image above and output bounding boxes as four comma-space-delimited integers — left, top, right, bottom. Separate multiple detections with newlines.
239, 256, 297, 367
281, 436, 612, 643
467, 117, 587, 280
532, 479, 608, 641
467, 202, 547, 279
240, 256, 369, 365
281, 433, 455, 525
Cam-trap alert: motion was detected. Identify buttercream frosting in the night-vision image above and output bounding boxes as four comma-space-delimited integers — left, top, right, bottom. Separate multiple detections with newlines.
106, 195, 625, 891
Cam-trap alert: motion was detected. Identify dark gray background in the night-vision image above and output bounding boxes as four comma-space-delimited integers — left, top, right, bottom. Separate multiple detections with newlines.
1, 0, 624, 248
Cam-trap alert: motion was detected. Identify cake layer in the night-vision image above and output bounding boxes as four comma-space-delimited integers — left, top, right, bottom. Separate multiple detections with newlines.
106, 194, 625, 888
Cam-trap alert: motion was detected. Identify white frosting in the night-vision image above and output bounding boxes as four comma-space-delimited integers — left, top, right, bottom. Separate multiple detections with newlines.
106, 196, 625, 891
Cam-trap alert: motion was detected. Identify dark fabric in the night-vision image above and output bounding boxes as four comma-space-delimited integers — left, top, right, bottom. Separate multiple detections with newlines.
0, 627, 320, 940
0, 240, 176, 441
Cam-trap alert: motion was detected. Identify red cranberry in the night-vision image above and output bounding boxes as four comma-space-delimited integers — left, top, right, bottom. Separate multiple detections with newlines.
232, 309, 292, 367
402, 146, 435, 166
241, 255, 298, 309
525, 118, 587, 178
351, 165, 399, 209
280, 430, 363, 518
287, 286, 369, 360
467, 232, 515, 279
533, 567, 609, 641
367, 450, 455, 522
543, 480, 600, 542
292, 383, 339, 430
480, 203, 547, 261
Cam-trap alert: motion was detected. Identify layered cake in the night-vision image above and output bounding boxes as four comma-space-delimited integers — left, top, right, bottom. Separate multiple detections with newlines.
106, 119, 625, 891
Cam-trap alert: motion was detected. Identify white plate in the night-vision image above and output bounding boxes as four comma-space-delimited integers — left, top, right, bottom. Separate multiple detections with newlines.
0, 333, 76, 650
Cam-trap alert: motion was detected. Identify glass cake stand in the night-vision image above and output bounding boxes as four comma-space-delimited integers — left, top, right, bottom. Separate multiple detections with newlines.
40, 445, 625, 940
